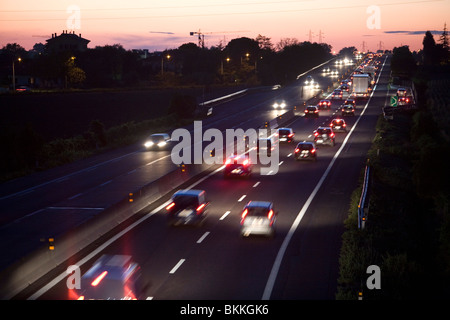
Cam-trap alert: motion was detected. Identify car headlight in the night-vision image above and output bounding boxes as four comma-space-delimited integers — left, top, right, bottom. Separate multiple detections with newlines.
157, 141, 167, 147
280, 102, 286, 108
144, 141, 154, 148
273, 103, 279, 108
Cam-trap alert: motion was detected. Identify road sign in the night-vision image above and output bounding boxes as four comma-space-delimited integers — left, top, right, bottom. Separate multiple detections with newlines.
390, 95, 398, 107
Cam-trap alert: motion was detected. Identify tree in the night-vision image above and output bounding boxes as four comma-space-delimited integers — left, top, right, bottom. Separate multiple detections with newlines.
422, 31, 438, 65
255, 34, 273, 51
391, 46, 417, 76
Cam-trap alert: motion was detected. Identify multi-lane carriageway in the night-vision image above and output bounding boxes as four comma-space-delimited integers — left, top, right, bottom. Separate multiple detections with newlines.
6, 54, 391, 300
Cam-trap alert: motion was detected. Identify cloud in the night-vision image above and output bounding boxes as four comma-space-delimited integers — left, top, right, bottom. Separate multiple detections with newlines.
384, 30, 442, 35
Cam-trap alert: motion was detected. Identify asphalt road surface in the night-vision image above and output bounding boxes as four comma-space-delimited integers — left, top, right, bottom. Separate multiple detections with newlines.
6, 55, 391, 300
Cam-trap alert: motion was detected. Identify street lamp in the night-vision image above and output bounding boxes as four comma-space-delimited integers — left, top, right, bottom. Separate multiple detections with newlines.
161, 54, 171, 75
12, 57, 21, 92
221, 57, 230, 75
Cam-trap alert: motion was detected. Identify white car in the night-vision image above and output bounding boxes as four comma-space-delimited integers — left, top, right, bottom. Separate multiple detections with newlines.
272, 101, 286, 109
144, 133, 171, 150
240, 201, 277, 238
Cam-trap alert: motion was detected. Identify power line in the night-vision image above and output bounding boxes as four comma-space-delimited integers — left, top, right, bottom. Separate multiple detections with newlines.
0, 0, 444, 21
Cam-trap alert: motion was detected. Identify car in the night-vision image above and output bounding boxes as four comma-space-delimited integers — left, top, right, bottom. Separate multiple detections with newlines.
74, 255, 143, 300
277, 127, 294, 143
304, 75, 314, 85
343, 98, 356, 108
341, 104, 355, 116
144, 133, 171, 150
396, 87, 408, 97
398, 96, 412, 105
318, 99, 331, 109
313, 127, 336, 146
224, 154, 252, 178
331, 89, 343, 99
341, 84, 349, 92
329, 118, 347, 132
304, 105, 319, 118
272, 101, 287, 109
240, 201, 277, 238
294, 141, 317, 161
166, 189, 209, 226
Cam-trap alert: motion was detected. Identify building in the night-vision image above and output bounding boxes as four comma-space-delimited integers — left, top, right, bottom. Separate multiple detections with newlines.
46, 31, 90, 53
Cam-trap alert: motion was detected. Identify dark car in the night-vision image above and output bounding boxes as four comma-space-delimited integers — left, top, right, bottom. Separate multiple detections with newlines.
329, 118, 347, 132
294, 141, 317, 161
331, 89, 343, 99
74, 255, 144, 300
341, 104, 355, 116
313, 127, 336, 146
304, 105, 319, 118
277, 127, 294, 143
224, 155, 252, 178
166, 189, 209, 226
343, 98, 356, 108
318, 99, 331, 109
240, 201, 277, 238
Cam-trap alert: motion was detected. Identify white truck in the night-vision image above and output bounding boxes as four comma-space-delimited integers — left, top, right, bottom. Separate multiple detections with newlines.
363, 66, 376, 83
352, 74, 371, 98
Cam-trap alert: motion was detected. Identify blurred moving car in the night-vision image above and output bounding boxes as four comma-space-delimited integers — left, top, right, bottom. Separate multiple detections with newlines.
277, 127, 295, 143
224, 154, 252, 178
304, 75, 314, 85
313, 127, 336, 146
318, 99, 331, 109
74, 255, 144, 300
240, 201, 277, 238
304, 105, 319, 118
272, 101, 287, 109
144, 133, 171, 150
294, 141, 317, 161
329, 118, 347, 132
341, 104, 355, 116
331, 89, 343, 99
166, 189, 209, 226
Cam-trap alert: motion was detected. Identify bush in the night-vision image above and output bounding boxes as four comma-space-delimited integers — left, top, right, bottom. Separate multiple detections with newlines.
167, 94, 198, 119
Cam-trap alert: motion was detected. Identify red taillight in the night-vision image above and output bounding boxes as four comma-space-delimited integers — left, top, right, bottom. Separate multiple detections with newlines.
311, 148, 316, 153
314, 132, 319, 136
330, 133, 335, 137
196, 203, 206, 213
288, 133, 294, 137
91, 271, 108, 287
267, 209, 274, 219
241, 208, 248, 219
243, 159, 250, 166
294, 148, 299, 153
166, 202, 175, 211
305, 110, 308, 113
343, 123, 346, 127
314, 110, 319, 113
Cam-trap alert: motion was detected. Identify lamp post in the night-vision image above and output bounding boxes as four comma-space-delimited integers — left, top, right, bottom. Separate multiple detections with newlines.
221, 57, 230, 75
161, 54, 171, 75
12, 57, 21, 92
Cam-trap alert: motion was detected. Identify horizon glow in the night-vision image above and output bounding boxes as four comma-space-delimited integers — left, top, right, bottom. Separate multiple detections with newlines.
0, 0, 449, 52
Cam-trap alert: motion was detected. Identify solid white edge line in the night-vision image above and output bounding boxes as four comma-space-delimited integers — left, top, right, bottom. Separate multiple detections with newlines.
261, 56, 388, 300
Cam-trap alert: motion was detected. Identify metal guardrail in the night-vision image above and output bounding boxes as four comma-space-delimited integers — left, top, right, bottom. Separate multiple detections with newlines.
358, 164, 370, 229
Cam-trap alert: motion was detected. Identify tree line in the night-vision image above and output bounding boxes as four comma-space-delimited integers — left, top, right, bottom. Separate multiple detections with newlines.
0, 35, 334, 90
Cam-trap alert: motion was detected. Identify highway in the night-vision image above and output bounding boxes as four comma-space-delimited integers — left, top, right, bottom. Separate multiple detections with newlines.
0, 58, 333, 272
4, 54, 391, 300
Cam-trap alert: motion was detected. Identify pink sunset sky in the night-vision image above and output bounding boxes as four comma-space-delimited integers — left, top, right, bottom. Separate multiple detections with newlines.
0, 0, 448, 53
